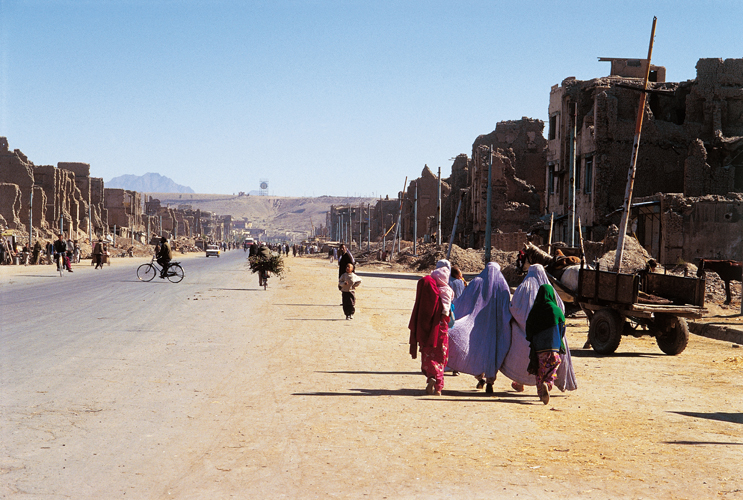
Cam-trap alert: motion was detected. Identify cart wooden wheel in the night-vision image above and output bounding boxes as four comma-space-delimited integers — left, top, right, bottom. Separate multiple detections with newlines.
653, 314, 689, 355
589, 308, 623, 355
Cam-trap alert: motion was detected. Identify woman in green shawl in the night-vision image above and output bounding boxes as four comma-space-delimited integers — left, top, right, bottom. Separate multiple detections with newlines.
525, 284, 566, 404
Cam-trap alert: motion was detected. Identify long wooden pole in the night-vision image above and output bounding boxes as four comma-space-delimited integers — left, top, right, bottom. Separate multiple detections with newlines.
547, 212, 554, 254
390, 177, 407, 260
614, 16, 657, 272
484, 147, 493, 263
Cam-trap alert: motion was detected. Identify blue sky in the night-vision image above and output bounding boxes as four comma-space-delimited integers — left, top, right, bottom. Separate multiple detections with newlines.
1, 1, 741, 197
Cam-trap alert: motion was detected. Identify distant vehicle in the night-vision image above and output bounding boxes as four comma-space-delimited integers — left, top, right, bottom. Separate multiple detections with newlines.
245, 238, 255, 247
205, 244, 220, 258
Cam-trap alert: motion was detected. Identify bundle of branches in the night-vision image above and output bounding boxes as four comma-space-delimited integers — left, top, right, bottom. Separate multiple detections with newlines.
248, 254, 286, 279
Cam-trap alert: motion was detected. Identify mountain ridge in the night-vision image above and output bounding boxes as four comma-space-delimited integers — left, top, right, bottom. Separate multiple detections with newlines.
107, 173, 194, 194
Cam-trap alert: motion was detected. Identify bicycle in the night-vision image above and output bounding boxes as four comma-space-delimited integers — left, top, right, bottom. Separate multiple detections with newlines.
55, 253, 64, 277
137, 256, 184, 283
258, 269, 268, 290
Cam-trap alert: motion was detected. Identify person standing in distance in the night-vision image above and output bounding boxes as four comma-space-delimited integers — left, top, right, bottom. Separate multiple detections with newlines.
338, 243, 355, 279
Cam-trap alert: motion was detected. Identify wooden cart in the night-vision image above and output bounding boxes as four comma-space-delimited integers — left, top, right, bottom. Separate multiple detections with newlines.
570, 268, 706, 355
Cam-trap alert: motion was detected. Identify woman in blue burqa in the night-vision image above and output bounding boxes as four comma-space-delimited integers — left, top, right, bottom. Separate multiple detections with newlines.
447, 262, 512, 393
500, 264, 577, 395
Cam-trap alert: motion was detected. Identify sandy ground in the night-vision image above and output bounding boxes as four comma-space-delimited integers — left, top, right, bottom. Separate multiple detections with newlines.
165, 257, 743, 499
1, 255, 742, 499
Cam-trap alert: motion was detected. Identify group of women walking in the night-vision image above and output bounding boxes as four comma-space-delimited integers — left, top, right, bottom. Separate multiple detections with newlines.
409, 260, 576, 404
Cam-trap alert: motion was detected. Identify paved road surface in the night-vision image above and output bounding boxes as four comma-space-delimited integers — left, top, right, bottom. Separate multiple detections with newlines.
1, 253, 742, 499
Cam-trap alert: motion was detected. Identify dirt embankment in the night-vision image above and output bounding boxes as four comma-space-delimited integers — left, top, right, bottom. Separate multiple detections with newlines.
332, 236, 741, 311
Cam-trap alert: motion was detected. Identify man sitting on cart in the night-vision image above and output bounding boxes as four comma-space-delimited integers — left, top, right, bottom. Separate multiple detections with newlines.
156, 236, 172, 279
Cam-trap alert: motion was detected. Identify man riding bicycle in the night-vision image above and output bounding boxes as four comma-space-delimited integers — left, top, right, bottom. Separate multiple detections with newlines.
53, 234, 73, 272
156, 236, 172, 278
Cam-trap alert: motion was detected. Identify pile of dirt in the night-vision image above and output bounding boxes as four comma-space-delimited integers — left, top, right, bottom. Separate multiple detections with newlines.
596, 236, 653, 273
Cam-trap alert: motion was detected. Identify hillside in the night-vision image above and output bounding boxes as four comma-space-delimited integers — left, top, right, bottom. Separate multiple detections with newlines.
148, 193, 377, 237
108, 173, 194, 193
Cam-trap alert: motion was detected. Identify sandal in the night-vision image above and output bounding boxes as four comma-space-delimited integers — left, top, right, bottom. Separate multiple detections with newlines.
511, 382, 525, 392
425, 378, 435, 395
538, 383, 550, 405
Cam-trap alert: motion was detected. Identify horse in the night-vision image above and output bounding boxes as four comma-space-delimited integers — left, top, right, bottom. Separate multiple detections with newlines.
516, 242, 585, 291
697, 259, 742, 305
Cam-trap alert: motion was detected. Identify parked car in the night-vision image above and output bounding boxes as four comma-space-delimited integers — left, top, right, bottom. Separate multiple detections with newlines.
205, 244, 220, 258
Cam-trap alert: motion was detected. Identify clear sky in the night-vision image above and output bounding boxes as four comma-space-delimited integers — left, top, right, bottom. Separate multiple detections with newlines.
1, 1, 741, 197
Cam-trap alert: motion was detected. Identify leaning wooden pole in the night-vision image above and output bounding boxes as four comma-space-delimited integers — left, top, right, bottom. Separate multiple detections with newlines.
614, 16, 657, 272
547, 212, 554, 254
390, 176, 407, 260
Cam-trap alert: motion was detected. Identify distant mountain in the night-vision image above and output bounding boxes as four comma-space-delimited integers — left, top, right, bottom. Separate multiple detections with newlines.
107, 173, 194, 194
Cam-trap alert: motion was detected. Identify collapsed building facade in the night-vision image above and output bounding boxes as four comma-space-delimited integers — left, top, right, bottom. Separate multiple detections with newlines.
0, 136, 236, 252
546, 57, 743, 259
400, 165, 450, 242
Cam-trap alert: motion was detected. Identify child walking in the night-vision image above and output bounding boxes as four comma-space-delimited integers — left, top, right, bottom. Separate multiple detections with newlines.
339, 263, 362, 320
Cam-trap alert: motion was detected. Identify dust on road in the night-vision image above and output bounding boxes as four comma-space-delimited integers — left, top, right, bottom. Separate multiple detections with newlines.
163, 257, 743, 499
1, 255, 741, 499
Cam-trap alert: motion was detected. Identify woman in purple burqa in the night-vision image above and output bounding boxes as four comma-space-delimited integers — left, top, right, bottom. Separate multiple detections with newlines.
447, 262, 512, 390
501, 264, 577, 392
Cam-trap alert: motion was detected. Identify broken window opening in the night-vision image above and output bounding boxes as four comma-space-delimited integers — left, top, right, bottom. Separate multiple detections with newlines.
584, 157, 593, 194
548, 163, 555, 195
549, 115, 558, 141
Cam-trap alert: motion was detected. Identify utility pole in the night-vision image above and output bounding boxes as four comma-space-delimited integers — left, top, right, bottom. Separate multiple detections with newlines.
29, 188, 33, 248
367, 203, 371, 252
436, 167, 442, 246
615, 16, 657, 272
569, 101, 577, 247
413, 181, 418, 256
88, 202, 92, 242
484, 147, 493, 263
447, 189, 465, 260
358, 202, 362, 249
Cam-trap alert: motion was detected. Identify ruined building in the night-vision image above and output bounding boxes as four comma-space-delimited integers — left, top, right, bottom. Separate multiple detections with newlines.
447, 118, 545, 249
104, 188, 144, 238
327, 204, 371, 244
400, 165, 451, 242
546, 57, 743, 250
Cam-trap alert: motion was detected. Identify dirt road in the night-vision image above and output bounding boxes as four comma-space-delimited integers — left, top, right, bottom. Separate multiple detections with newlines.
1, 254, 741, 499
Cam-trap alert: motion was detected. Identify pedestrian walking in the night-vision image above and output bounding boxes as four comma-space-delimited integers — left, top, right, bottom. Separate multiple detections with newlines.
92, 239, 104, 269
408, 261, 453, 396
525, 284, 566, 405
501, 264, 576, 396
338, 263, 362, 319
338, 244, 355, 279
446, 262, 512, 394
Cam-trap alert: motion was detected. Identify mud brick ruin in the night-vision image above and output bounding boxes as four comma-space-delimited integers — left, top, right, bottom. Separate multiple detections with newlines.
1, 55, 741, 266
541, 57, 743, 264
0, 137, 232, 252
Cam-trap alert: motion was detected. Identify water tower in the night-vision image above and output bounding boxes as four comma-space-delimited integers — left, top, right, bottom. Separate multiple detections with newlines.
259, 179, 269, 196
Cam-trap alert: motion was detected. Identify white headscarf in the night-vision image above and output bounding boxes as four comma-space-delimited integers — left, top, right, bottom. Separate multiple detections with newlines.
435, 259, 451, 270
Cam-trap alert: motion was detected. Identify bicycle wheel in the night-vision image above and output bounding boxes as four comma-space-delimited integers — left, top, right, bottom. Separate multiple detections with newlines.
167, 264, 184, 283
137, 263, 156, 282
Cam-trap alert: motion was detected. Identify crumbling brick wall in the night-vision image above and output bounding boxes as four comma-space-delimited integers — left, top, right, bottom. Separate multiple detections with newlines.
473, 118, 547, 211
468, 144, 542, 247
0, 183, 24, 230
659, 193, 743, 264
402, 166, 450, 241
0, 138, 35, 229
